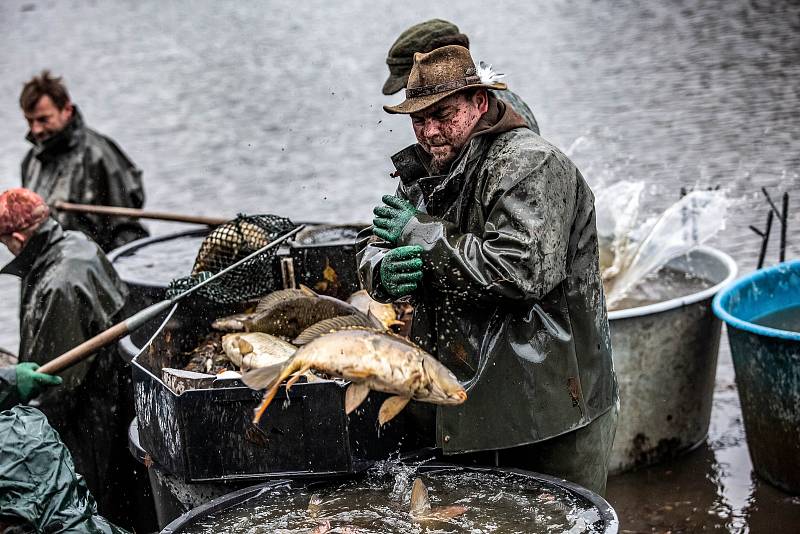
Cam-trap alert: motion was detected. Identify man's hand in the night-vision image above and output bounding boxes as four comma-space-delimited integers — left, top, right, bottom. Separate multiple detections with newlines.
16, 362, 62, 402
373, 195, 419, 244
380, 245, 424, 298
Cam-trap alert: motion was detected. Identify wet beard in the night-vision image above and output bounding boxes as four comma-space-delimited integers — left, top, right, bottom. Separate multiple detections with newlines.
428, 148, 457, 174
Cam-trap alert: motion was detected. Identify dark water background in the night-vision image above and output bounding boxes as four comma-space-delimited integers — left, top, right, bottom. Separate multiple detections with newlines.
1, 0, 799, 531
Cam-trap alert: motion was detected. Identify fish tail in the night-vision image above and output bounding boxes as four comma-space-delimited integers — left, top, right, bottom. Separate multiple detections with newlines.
243, 357, 298, 424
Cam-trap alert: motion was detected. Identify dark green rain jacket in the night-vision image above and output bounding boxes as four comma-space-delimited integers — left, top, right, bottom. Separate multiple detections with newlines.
21, 106, 148, 252
0, 406, 128, 534
0, 218, 132, 516
358, 95, 617, 454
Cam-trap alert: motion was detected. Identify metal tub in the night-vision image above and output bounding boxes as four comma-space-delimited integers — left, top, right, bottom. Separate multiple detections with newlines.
608, 246, 737, 474
713, 260, 800, 494
161, 464, 618, 534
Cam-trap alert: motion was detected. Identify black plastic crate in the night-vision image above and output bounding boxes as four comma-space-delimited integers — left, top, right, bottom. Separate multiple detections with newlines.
132, 301, 433, 483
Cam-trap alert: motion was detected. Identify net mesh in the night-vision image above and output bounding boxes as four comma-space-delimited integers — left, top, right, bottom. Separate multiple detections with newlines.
167, 214, 296, 303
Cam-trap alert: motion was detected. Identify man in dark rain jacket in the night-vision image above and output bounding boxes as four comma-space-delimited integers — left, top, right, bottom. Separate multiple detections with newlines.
0, 188, 140, 526
20, 70, 148, 252
358, 46, 618, 494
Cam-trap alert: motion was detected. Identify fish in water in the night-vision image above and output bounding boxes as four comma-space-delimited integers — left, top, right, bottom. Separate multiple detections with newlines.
242, 327, 467, 425
409, 477, 468, 522
222, 332, 296, 371
347, 289, 403, 329
293, 312, 383, 345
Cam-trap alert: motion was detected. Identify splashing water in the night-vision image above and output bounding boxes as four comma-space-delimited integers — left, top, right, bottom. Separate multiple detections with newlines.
180, 465, 611, 533
597, 184, 731, 309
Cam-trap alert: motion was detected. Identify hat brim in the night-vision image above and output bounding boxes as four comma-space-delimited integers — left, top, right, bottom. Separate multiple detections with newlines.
382, 73, 408, 96
383, 82, 507, 114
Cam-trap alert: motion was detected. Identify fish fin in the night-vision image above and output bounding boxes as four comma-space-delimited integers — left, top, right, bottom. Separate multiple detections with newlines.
378, 395, 410, 426
345, 383, 371, 414
409, 477, 431, 516
299, 284, 317, 296
243, 359, 297, 424
366, 310, 384, 329
285, 365, 311, 392
242, 361, 286, 390
238, 338, 254, 355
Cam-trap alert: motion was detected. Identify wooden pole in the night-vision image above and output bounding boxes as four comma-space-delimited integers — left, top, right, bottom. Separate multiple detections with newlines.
53, 201, 229, 226
757, 210, 773, 270
780, 193, 789, 263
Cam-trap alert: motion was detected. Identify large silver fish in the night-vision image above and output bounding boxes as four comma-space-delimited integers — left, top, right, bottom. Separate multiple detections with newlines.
243, 327, 467, 425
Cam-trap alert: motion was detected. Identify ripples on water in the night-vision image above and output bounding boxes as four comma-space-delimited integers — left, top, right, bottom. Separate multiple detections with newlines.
0, 0, 797, 346
183, 467, 608, 534
1, 0, 799, 530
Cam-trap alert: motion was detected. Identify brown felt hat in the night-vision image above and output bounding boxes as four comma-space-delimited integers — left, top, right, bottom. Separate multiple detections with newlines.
383, 45, 506, 115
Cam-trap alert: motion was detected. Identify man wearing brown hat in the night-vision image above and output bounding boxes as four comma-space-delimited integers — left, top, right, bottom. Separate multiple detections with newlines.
19, 70, 148, 252
0, 188, 147, 528
358, 46, 618, 494
383, 19, 539, 135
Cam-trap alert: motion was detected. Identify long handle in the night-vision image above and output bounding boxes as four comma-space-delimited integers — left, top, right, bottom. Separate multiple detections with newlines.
37, 225, 305, 375
38, 300, 173, 374
53, 201, 229, 226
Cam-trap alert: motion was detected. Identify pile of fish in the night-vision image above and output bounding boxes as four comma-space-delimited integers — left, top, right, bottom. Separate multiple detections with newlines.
189, 286, 466, 425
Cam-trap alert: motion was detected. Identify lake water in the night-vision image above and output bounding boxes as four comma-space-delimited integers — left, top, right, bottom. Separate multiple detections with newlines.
1, 0, 799, 531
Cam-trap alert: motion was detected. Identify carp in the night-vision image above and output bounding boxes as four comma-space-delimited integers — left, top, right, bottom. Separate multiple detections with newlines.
214, 286, 362, 339
212, 288, 311, 331
222, 332, 296, 371
347, 289, 403, 329
242, 327, 467, 425
292, 312, 383, 345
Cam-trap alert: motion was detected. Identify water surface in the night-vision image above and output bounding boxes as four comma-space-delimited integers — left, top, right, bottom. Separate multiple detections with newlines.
1, 0, 799, 531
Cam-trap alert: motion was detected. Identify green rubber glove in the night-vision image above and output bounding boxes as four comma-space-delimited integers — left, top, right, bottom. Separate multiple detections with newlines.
373, 195, 419, 244
380, 245, 424, 298
16, 362, 62, 402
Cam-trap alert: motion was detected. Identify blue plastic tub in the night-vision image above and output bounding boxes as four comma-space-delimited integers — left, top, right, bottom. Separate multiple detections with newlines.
713, 260, 800, 494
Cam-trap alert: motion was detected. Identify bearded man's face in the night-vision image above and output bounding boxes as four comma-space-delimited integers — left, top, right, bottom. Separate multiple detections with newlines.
410, 90, 488, 173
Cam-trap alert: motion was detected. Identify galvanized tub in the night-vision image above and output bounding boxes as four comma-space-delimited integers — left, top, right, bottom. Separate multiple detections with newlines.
161, 464, 619, 534
712, 260, 800, 494
608, 246, 737, 474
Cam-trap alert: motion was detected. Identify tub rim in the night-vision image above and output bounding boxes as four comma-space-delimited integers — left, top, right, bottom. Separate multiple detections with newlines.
607, 246, 738, 320
712, 259, 800, 341
160, 463, 618, 534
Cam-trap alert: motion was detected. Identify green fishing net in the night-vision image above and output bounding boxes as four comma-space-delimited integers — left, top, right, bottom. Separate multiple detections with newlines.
167, 214, 296, 304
